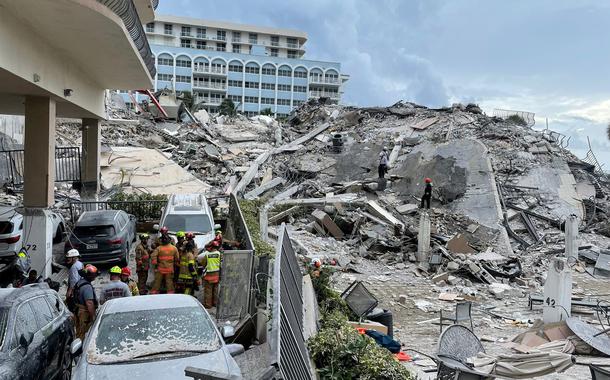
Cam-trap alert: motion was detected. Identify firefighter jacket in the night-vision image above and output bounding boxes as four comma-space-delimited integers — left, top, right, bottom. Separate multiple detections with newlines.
151, 244, 179, 274
135, 243, 151, 271
178, 251, 197, 281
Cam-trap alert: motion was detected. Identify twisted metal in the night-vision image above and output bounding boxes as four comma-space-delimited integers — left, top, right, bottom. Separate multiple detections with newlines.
97, 0, 156, 77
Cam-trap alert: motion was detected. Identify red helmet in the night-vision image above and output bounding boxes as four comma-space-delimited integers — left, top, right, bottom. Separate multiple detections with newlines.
84, 264, 98, 275
425, 178, 432, 183
121, 267, 131, 277
185, 232, 195, 240
160, 226, 169, 234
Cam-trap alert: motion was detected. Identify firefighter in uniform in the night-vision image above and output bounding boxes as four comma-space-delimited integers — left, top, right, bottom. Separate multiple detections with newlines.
176, 237, 199, 295
198, 240, 221, 308
150, 234, 180, 294
74, 264, 99, 340
135, 233, 151, 294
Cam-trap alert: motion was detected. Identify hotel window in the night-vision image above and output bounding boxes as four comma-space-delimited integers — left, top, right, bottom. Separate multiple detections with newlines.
228, 95, 241, 102
261, 83, 275, 90
293, 100, 305, 107
228, 80, 243, 87
228, 64, 243, 72
262, 67, 276, 75
176, 75, 191, 83
232, 44, 241, 54
164, 24, 173, 35
277, 99, 291, 106
270, 48, 278, 57
158, 74, 173, 81
278, 69, 292, 77
181, 26, 191, 37
277, 84, 291, 91
325, 73, 339, 82
249, 33, 258, 44
196, 41, 207, 50
158, 57, 173, 66
216, 43, 226, 52
245, 66, 260, 74
245, 81, 259, 89
181, 39, 192, 48
287, 37, 298, 48
176, 59, 191, 68
146, 23, 154, 33
217, 30, 226, 41
197, 27, 206, 38
293, 85, 307, 93
232, 31, 241, 42
287, 50, 297, 59
271, 36, 279, 47
244, 96, 258, 103
261, 98, 275, 105
294, 71, 307, 78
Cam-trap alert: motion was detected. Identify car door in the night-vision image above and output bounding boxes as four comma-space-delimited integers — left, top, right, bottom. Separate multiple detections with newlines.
9, 301, 44, 380
30, 295, 62, 379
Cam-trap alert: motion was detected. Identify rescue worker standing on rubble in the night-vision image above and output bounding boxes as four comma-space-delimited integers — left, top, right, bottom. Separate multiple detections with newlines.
65, 249, 83, 311
74, 264, 99, 340
420, 177, 433, 209
177, 235, 199, 295
198, 240, 221, 308
100, 266, 131, 304
151, 234, 180, 294
135, 233, 151, 294
378, 147, 389, 179
121, 267, 139, 296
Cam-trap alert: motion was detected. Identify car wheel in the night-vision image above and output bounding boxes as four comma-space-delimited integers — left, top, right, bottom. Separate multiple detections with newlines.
53, 224, 64, 244
60, 341, 72, 380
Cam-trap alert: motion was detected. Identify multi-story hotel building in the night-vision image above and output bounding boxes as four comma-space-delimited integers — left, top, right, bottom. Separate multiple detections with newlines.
143, 14, 349, 116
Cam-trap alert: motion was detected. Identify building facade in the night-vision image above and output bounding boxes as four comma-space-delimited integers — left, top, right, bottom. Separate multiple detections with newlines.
144, 15, 348, 116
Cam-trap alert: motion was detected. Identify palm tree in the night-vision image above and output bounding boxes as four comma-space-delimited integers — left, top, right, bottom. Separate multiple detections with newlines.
219, 99, 237, 116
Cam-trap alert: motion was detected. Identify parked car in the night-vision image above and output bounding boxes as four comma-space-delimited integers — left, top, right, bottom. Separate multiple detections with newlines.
71, 294, 243, 379
0, 283, 74, 380
65, 210, 136, 266
0, 206, 66, 260
156, 193, 215, 251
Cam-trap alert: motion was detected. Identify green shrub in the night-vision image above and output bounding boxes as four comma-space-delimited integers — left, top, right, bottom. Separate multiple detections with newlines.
238, 199, 274, 256
108, 191, 167, 221
506, 114, 527, 126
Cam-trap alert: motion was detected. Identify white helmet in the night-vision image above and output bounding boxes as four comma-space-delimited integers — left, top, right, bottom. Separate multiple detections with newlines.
65, 249, 80, 258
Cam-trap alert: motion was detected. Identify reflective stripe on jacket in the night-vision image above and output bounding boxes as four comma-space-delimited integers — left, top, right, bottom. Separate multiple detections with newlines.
205, 251, 221, 273
152, 244, 179, 274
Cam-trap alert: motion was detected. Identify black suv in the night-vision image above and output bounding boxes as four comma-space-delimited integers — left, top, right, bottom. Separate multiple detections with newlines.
0, 283, 74, 380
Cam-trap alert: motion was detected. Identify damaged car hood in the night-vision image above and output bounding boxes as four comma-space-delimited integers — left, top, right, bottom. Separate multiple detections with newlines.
74, 348, 240, 379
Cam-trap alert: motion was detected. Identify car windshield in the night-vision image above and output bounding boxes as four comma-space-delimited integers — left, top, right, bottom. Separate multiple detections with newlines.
87, 306, 221, 364
163, 215, 212, 234
0, 222, 13, 235
74, 225, 115, 238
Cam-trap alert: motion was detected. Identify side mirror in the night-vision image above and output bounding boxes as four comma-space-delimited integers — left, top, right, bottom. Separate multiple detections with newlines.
129, 214, 136, 220
70, 339, 83, 357
221, 325, 235, 339
226, 343, 244, 357
153, 224, 159, 231
19, 333, 33, 348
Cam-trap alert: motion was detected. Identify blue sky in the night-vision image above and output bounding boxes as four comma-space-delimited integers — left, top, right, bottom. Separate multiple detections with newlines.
158, 0, 610, 167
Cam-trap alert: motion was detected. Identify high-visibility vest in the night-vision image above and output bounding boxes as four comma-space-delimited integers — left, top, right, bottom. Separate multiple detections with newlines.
206, 251, 221, 273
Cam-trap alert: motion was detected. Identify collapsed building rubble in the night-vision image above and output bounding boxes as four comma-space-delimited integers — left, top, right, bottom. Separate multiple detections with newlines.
1, 95, 607, 378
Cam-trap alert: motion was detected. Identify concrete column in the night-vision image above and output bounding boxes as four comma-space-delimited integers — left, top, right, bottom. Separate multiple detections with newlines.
23, 96, 56, 277
81, 118, 100, 196
417, 211, 431, 262
543, 257, 572, 323
565, 214, 579, 261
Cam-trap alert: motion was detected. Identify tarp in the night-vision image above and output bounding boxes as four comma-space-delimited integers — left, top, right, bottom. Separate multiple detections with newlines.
470, 341, 575, 379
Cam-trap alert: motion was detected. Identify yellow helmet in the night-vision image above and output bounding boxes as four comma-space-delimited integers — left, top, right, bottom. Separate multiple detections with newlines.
109, 266, 122, 275
176, 231, 185, 238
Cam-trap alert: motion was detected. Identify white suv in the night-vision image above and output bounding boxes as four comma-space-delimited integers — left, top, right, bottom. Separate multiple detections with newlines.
157, 194, 215, 252
0, 206, 65, 258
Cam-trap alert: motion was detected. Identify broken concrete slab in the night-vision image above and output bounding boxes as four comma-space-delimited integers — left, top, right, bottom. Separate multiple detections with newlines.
396, 203, 418, 215
244, 177, 286, 200
311, 209, 345, 239
366, 200, 404, 228
447, 234, 477, 254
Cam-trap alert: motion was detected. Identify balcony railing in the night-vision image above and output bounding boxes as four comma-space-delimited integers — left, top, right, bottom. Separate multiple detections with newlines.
193, 66, 227, 75
97, 0, 156, 77
309, 90, 339, 99
309, 77, 341, 85
195, 97, 223, 105
181, 32, 192, 37
193, 82, 227, 90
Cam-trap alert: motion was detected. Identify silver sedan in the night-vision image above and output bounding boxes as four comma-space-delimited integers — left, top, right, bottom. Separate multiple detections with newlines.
70, 294, 243, 379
